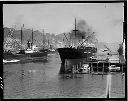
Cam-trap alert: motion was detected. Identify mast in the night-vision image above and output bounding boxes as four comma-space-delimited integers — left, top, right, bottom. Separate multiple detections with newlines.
21, 24, 25, 49
32, 29, 33, 46
72, 18, 78, 47
21, 26, 23, 48
74, 18, 76, 38
42, 29, 45, 49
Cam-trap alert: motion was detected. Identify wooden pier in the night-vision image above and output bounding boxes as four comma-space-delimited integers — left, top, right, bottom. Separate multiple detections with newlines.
59, 59, 126, 74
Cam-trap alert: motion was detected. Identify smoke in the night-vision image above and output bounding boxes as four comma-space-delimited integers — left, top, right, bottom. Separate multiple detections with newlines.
69, 19, 98, 44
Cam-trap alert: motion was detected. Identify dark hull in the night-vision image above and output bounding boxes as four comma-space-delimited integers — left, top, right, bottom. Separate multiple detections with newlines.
57, 47, 97, 63
3, 51, 48, 61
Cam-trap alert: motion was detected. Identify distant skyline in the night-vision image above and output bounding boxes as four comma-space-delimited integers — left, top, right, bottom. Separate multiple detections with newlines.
3, 3, 124, 43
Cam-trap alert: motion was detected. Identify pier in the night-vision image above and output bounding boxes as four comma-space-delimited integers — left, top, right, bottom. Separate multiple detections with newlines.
59, 59, 126, 74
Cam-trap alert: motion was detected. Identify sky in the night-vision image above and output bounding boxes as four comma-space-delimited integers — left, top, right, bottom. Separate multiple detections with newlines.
3, 3, 124, 43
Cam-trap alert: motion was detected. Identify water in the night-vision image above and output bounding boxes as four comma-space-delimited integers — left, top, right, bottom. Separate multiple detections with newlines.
3, 53, 125, 98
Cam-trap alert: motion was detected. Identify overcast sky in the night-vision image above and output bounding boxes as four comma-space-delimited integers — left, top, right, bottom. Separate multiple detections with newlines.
3, 3, 124, 43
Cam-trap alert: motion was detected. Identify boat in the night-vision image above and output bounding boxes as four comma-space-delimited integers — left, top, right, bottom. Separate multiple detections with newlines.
47, 40, 56, 54
57, 18, 97, 64
3, 26, 48, 61
3, 59, 20, 64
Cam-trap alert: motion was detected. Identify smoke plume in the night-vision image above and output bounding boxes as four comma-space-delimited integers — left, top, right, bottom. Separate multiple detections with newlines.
69, 19, 98, 44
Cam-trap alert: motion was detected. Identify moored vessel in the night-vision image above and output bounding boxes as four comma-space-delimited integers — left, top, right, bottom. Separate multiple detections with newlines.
57, 18, 97, 64
3, 26, 48, 61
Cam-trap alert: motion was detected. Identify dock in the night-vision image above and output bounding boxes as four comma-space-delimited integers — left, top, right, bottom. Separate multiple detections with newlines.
59, 59, 126, 74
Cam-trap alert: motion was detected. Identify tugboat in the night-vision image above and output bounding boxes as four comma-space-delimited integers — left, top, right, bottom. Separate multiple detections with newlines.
3, 26, 48, 61
57, 18, 97, 64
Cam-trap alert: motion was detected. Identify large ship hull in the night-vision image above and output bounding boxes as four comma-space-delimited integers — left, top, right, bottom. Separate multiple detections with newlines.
57, 47, 97, 64
3, 50, 48, 61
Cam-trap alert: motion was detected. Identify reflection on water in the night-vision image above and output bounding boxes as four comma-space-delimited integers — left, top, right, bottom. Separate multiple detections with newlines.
3, 53, 125, 98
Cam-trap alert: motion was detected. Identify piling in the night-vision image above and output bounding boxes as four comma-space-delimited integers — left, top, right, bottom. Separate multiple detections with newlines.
97, 62, 98, 73
122, 63, 123, 73
76, 64, 78, 72
80, 62, 81, 68
65, 59, 69, 73
102, 63, 104, 76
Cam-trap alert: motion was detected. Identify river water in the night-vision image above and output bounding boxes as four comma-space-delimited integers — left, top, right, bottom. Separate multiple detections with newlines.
3, 53, 125, 99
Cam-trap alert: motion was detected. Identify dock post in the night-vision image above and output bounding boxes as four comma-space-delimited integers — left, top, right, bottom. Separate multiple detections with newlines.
91, 63, 94, 75
122, 63, 123, 73
72, 65, 74, 78
74, 65, 76, 73
65, 59, 67, 73
79, 62, 81, 69
91, 62, 93, 73
74, 65, 77, 78
64, 59, 66, 73
108, 62, 110, 73
102, 63, 104, 76
90, 63, 91, 73
97, 62, 98, 73
121, 63, 124, 77
77, 64, 80, 77
89, 63, 91, 73
76, 64, 78, 73
76, 64, 79, 70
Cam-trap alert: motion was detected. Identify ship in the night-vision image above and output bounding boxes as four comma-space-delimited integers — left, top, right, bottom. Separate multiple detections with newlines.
57, 18, 97, 64
3, 26, 48, 61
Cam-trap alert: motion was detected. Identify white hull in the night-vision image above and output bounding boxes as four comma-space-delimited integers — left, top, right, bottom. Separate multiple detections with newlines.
3, 59, 20, 63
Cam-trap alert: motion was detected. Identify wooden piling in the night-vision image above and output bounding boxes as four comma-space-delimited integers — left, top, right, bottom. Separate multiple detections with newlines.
91, 63, 93, 73
108, 62, 110, 73
97, 62, 98, 72
79, 63, 81, 68
122, 63, 123, 73
76, 64, 78, 71
72, 65, 74, 78
65, 59, 68, 73
102, 63, 104, 75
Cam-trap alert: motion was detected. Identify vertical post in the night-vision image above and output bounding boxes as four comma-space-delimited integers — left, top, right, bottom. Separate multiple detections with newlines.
75, 65, 77, 73
73, 65, 76, 78
76, 65, 77, 72
109, 62, 110, 73
73, 65, 75, 73
91, 62, 92, 73
122, 63, 123, 73
77, 64, 79, 73
92, 63, 94, 75
97, 62, 98, 73
75, 18, 76, 46
73, 65, 76, 77
32, 29, 33, 47
72, 66, 74, 74
88, 63, 90, 73
21, 27, 23, 48
80, 62, 81, 68
72, 18, 78, 48
102, 63, 104, 76
65, 59, 67, 73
